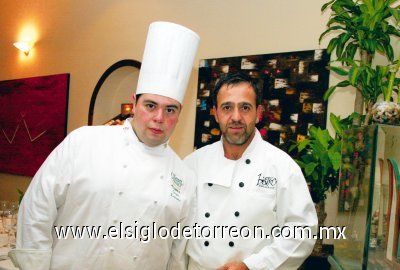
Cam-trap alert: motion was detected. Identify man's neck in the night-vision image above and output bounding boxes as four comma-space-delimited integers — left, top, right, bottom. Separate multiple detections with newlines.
223, 131, 255, 160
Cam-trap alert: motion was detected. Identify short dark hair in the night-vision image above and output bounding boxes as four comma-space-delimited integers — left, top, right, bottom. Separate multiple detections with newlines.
135, 94, 142, 103
212, 72, 261, 107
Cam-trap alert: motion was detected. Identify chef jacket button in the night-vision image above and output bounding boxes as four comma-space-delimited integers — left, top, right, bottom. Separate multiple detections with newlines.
113, 219, 118, 223
125, 141, 129, 146
234, 211, 240, 217
154, 200, 158, 204
204, 241, 209, 247
110, 247, 115, 252
208, 183, 213, 187
160, 175, 164, 179
133, 256, 138, 261
118, 191, 123, 195
239, 182, 244, 188
229, 241, 234, 247
245, 159, 251, 164
123, 164, 127, 168
205, 212, 210, 218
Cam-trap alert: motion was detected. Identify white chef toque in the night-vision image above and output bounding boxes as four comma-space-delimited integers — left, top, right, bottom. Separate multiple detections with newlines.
136, 21, 200, 104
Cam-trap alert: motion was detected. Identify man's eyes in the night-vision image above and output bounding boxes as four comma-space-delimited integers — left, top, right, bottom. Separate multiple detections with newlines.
166, 108, 177, 114
242, 105, 251, 111
221, 105, 251, 111
144, 103, 177, 114
145, 103, 156, 109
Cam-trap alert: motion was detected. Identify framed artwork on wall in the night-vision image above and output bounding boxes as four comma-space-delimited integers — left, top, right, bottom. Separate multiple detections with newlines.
0, 74, 69, 176
194, 49, 330, 155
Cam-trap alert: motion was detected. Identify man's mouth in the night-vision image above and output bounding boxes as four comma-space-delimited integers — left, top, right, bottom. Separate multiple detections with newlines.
149, 127, 163, 135
228, 125, 245, 132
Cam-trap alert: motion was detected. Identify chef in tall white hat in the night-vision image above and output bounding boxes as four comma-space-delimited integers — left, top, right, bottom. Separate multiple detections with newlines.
132, 21, 200, 147
10, 21, 200, 270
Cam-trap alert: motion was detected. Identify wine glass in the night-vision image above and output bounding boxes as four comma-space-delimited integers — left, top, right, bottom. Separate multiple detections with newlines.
0, 201, 9, 237
9, 201, 18, 246
2, 205, 18, 248
0, 201, 8, 217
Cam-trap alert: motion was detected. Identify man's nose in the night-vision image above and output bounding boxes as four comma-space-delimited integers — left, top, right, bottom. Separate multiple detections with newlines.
153, 108, 165, 123
231, 107, 241, 121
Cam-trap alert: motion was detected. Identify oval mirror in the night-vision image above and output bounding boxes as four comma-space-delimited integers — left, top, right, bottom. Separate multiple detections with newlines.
88, 59, 141, 125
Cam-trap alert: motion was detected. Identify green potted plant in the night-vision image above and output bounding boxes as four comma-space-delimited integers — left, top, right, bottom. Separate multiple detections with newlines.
325, 56, 400, 124
289, 123, 342, 204
370, 55, 400, 124
289, 114, 342, 256
319, 0, 400, 125
289, 113, 358, 256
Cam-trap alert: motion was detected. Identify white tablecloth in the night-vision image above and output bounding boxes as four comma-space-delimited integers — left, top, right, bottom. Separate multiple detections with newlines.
0, 234, 17, 270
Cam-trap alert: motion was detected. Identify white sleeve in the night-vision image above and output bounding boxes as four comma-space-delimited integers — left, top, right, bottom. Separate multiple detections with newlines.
243, 164, 318, 270
167, 170, 197, 270
9, 132, 75, 270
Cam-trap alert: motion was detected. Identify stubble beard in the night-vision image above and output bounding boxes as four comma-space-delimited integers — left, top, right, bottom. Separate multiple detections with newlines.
223, 123, 253, 146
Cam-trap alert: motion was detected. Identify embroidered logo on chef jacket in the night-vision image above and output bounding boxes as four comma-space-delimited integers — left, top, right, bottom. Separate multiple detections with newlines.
256, 173, 277, 189
170, 172, 183, 201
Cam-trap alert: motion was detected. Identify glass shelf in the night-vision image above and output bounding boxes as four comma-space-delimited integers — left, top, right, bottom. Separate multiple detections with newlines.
330, 124, 400, 270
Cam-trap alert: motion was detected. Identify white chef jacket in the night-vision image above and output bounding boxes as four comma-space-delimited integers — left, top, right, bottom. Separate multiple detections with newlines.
184, 130, 317, 270
9, 119, 196, 270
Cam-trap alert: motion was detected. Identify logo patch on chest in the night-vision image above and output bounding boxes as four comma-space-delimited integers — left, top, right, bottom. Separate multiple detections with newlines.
256, 173, 277, 189
170, 172, 183, 201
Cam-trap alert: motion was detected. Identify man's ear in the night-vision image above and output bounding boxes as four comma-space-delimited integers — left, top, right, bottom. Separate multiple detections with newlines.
132, 95, 137, 115
213, 106, 219, 123
256, 105, 263, 124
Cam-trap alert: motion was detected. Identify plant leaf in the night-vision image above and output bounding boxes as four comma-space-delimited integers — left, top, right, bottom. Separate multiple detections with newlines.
297, 139, 310, 152
328, 65, 349, 76
330, 113, 343, 138
337, 80, 351, 87
349, 66, 360, 85
305, 162, 318, 176
321, 0, 335, 11
327, 38, 339, 54
328, 151, 342, 171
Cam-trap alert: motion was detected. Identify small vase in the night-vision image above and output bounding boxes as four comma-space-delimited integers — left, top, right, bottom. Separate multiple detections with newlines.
371, 101, 400, 125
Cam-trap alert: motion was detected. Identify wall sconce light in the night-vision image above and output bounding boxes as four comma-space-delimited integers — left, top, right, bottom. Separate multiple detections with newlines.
13, 41, 34, 56
121, 103, 133, 116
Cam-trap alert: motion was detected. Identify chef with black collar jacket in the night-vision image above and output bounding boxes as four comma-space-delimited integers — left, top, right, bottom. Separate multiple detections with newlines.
184, 72, 317, 270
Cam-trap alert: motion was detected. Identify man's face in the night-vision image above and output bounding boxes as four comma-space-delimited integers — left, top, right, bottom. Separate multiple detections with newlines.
131, 94, 181, 147
214, 83, 261, 145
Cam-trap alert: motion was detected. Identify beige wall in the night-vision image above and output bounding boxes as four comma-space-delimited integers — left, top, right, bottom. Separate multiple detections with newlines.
0, 1, 368, 228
